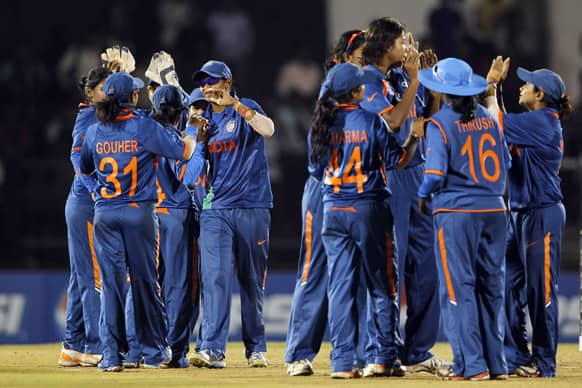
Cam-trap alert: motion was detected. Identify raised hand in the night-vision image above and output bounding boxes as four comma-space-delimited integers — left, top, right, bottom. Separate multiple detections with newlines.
101, 46, 135, 73
420, 49, 438, 69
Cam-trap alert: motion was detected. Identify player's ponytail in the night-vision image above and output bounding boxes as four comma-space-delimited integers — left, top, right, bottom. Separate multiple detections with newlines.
449, 95, 477, 123
550, 95, 573, 121
78, 67, 112, 103
310, 89, 354, 164
96, 98, 122, 124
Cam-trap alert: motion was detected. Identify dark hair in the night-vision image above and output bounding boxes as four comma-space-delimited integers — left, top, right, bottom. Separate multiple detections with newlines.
533, 86, 574, 120
362, 17, 405, 66
449, 95, 477, 123
78, 67, 112, 102
95, 98, 122, 123
153, 105, 184, 127
310, 90, 353, 164
324, 30, 366, 72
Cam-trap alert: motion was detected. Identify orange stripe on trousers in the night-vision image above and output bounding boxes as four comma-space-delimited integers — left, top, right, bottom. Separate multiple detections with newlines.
438, 227, 457, 305
87, 221, 101, 291
385, 233, 397, 297
544, 232, 551, 306
301, 211, 313, 284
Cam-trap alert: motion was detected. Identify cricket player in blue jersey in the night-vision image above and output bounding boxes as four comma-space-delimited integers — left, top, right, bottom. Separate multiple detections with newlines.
359, 17, 447, 374
417, 58, 511, 381
312, 63, 422, 379
59, 67, 111, 368
187, 61, 275, 369
486, 58, 573, 378
79, 72, 197, 372
285, 29, 368, 377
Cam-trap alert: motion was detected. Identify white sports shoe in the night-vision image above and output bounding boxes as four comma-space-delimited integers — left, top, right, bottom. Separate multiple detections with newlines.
189, 349, 226, 368
406, 355, 451, 374
287, 359, 314, 376
247, 352, 269, 367
362, 363, 388, 377
79, 352, 102, 367
58, 347, 84, 367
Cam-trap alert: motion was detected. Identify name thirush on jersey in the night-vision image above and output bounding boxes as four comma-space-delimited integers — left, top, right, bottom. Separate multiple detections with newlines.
330, 129, 369, 145
95, 140, 138, 154
455, 116, 496, 134
208, 139, 238, 154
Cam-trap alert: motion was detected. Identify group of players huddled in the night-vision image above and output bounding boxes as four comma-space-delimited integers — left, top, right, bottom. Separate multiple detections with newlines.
58, 14, 572, 380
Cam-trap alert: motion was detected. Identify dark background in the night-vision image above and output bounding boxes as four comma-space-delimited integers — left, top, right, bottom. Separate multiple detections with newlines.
0, 0, 580, 271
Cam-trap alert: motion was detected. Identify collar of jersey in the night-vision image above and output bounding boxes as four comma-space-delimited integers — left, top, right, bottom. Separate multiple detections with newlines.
337, 103, 360, 110
114, 108, 135, 121
365, 64, 388, 80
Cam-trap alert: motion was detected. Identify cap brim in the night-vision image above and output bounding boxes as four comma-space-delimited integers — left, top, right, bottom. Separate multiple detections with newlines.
192, 70, 229, 83
418, 68, 488, 96
516, 67, 534, 84
132, 76, 144, 90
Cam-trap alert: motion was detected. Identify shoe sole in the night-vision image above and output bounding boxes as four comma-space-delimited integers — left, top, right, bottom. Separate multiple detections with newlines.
190, 356, 226, 369
249, 361, 268, 368
58, 361, 80, 367
99, 366, 123, 372
288, 369, 314, 376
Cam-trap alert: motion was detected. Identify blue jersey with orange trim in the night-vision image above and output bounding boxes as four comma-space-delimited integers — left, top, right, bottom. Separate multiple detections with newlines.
422, 103, 509, 213
499, 108, 563, 210
360, 64, 395, 116
80, 110, 188, 210
322, 104, 404, 205
69, 103, 98, 203
155, 123, 195, 210
201, 98, 273, 209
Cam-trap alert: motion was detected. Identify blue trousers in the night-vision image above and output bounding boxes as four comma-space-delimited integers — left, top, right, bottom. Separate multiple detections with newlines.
63, 198, 102, 355
158, 208, 197, 364
93, 203, 169, 367
284, 177, 368, 366
504, 204, 564, 376
433, 211, 507, 377
388, 165, 439, 364
198, 208, 270, 356
322, 200, 401, 372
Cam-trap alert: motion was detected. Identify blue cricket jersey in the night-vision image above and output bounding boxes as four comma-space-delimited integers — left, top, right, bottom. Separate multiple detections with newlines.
322, 104, 404, 205
69, 103, 98, 203
80, 110, 189, 209
499, 108, 563, 210
420, 103, 510, 214
201, 98, 273, 209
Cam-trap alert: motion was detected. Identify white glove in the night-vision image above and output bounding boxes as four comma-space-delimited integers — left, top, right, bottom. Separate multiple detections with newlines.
145, 50, 180, 87
100, 45, 136, 73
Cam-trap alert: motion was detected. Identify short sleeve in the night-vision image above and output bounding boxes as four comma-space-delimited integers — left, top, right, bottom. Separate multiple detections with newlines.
423, 120, 449, 178
360, 79, 394, 116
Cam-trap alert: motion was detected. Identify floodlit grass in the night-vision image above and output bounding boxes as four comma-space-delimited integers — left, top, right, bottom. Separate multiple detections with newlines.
0, 342, 580, 387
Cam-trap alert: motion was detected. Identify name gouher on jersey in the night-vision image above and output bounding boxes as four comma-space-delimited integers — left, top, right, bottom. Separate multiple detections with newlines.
95, 140, 138, 154
208, 139, 238, 154
330, 129, 369, 145
455, 116, 496, 133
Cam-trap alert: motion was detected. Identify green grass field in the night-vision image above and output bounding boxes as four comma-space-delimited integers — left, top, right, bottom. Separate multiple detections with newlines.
0, 342, 580, 387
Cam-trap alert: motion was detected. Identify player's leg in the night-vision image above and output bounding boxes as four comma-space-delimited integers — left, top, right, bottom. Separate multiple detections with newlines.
434, 212, 488, 378
523, 204, 565, 377
194, 209, 235, 366
285, 177, 328, 371
123, 283, 142, 367
476, 212, 508, 377
233, 208, 270, 366
157, 209, 195, 367
93, 208, 127, 370
503, 211, 531, 373
122, 204, 170, 367
190, 211, 201, 339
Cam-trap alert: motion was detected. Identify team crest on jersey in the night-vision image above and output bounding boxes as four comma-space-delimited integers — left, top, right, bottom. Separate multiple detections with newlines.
226, 119, 236, 133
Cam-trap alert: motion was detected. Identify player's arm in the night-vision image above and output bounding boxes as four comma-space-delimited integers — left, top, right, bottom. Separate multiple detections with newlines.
383, 49, 421, 130
70, 114, 97, 191
140, 118, 196, 160
417, 119, 448, 213
79, 127, 96, 175
378, 117, 421, 169
174, 122, 209, 186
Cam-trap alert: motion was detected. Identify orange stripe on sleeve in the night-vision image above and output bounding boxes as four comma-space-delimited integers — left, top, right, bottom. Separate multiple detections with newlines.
385, 233, 397, 297
301, 211, 313, 284
87, 221, 101, 291
497, 112, 504, 135
379, 105, 394, 116
426, 118, 448, 144
544, 232, 551, 307
424, 169, 444, 176
179, 165, 187, 181
438, 227, 456, 305
71, 147, 82, 151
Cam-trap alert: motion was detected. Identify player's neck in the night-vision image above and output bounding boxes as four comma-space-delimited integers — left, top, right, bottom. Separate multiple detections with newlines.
211, 103, 227, 113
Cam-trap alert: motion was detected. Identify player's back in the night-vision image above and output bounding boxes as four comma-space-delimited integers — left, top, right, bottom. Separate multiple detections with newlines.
428, 103, 508, 213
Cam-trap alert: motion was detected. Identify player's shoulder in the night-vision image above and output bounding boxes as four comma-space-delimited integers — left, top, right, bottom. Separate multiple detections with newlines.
240, 97, 262, 110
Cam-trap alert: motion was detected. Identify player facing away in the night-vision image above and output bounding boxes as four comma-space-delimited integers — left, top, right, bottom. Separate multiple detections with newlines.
486, 58, 573, 377
79, 72, 197, 372
417, 58, 511, 381
285, 29, 368, 377
359, 16, 447, 374
313, 63, 423, 379
59, 67, 111, 368
187, 60, 275, 369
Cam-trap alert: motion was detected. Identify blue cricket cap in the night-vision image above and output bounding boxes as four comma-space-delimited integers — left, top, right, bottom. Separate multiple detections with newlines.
192, 60, 232, 84
187, 88, 208, 106
104, 72, 144, 103
320, 63, 376, 98
152, 85, 185, 112
418, 58, 488, 96
516, 67, 565, 103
